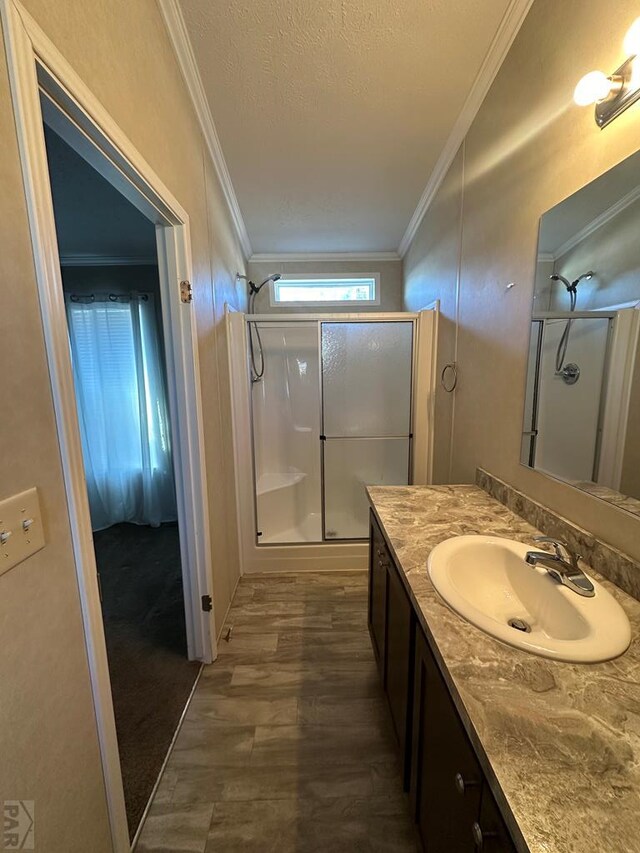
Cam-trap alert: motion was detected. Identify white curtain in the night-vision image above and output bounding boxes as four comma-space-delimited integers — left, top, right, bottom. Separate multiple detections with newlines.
66, 293, 177, 531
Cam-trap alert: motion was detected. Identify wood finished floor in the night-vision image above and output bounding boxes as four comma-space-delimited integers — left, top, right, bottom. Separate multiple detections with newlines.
135, 572, 418, 852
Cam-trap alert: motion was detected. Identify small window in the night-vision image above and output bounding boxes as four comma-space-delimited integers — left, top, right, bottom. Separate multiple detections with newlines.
271, 274, 379, 307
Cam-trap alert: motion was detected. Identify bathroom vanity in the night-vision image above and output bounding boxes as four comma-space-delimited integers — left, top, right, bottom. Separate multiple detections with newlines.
367, 483, 640, 853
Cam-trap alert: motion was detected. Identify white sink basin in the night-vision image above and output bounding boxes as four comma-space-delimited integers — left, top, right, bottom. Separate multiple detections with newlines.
427, 535, 631, 663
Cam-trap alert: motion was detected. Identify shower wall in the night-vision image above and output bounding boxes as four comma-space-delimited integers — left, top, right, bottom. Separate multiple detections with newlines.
247, 259, 403, 314
252, 323, 322, 542
534, 317, 610, 483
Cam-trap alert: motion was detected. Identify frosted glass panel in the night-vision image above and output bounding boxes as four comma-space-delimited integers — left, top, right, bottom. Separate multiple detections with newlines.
251, 323, 322, 543
322, 322, 413, 436
323, 438, 410, 539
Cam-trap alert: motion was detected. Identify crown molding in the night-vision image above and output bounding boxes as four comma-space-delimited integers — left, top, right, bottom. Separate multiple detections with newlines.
398, 0, 534, 258
552, 183, 640, 261
59, 253, 158, 267
248, 251, 401, 264
158, 0, 252, 259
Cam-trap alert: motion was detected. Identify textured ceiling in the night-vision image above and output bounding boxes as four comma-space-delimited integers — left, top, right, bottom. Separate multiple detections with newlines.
179, 0, 513, 254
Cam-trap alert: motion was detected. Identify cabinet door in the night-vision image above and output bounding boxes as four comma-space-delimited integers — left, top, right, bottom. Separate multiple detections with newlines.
368, 513, 387, 677
411, 626, 482, 852
385, 561, 413, 788
473, 786, 518, 853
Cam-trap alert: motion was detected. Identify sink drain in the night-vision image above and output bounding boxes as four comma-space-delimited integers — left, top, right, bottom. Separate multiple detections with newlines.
508, 618, 531, 633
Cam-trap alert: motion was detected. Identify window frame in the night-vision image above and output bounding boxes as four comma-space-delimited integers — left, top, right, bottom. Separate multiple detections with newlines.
269, 272, 381, 307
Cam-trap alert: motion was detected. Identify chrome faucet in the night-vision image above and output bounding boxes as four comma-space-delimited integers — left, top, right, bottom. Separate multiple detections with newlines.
525, 536, 595, 597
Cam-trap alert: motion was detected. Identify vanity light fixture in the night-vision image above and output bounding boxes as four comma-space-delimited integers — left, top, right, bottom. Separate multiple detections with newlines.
574, 17, 640, 127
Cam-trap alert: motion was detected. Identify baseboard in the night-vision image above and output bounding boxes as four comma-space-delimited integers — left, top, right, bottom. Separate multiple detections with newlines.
244, 567, 368, 576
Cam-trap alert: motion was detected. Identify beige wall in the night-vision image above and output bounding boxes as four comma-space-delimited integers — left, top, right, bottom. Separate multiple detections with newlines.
403, 0, 640, 562
0, 1, 246, 848
404, 147, 464, 483
247, 259, 403, 313
552, 196, 640, 310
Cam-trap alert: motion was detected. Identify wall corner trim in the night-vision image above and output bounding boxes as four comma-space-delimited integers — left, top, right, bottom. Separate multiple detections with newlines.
158, 0, 252, 259
397, 0, 534, 258
551, 182, 640, 261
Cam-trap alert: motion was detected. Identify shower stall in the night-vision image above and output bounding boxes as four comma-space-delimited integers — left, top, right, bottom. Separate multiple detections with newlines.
227, 310, 437, 573
521, 307, 640, 489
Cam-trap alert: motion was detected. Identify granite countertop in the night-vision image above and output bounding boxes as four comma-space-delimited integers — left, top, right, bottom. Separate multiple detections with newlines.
367, 484, 640, 853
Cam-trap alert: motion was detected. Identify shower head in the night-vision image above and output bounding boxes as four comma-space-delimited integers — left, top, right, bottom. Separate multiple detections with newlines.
260, 273, 282, 287
549, 270, 594, 293
549, 273, 572, 291
248, 273, 282, 295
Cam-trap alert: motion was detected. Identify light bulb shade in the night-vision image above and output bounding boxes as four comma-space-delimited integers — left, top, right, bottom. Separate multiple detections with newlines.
624, 18, 640, 57
574, 71, 612, 106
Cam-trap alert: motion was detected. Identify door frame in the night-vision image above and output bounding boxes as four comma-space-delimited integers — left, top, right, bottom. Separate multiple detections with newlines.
1, 1, 216, 849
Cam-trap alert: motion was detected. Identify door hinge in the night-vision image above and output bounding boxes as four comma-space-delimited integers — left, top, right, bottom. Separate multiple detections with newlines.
180, 280, 193, 304
201, 594, 212, 612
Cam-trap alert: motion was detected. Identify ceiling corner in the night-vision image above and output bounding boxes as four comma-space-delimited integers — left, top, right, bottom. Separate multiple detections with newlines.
157, 0, 252, 259
397, 0, 535, 258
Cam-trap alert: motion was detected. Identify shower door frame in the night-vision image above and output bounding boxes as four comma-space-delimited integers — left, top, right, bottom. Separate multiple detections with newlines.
227, 309, 437, 574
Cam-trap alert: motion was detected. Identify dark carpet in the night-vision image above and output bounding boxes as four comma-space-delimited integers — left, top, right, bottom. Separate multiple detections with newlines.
93, 522, 201, 838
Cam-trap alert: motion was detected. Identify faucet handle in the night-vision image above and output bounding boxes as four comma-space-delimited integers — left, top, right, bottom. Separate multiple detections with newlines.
533, 536, 581, 565
533, 535, 564, 552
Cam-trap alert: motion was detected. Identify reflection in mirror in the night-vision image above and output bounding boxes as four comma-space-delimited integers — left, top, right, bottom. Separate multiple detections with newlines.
522, 149, 640, 518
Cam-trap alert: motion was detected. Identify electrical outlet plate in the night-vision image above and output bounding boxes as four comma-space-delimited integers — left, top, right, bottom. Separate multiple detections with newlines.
0, 488, 45, 577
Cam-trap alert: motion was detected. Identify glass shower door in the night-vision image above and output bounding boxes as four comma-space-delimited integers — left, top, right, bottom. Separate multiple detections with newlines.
321, 321, 414, 539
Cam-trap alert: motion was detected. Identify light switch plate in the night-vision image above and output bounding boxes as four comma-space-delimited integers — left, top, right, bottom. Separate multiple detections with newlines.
0, 488, 45, 577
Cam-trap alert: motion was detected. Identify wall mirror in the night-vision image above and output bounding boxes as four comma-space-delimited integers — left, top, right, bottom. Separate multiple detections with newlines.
521, 149, 640, 518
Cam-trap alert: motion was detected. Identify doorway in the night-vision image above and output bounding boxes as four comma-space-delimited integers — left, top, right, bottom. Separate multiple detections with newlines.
2, 4, 218, 843
42, 119, 201, 836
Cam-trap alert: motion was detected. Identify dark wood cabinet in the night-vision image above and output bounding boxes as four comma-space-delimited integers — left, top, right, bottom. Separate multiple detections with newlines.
411, 625, 483, 852
368, 514, 388, 674
369, 513, 414, 785
474, 785, 518, 853
368, 510, 518, 853
384, 552, 414, 786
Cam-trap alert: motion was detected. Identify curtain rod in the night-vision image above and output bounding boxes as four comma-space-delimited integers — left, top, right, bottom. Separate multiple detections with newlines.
68, 292, 151, 303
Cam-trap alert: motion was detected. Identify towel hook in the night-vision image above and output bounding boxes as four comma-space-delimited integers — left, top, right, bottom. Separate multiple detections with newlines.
441, 362, 458, 393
